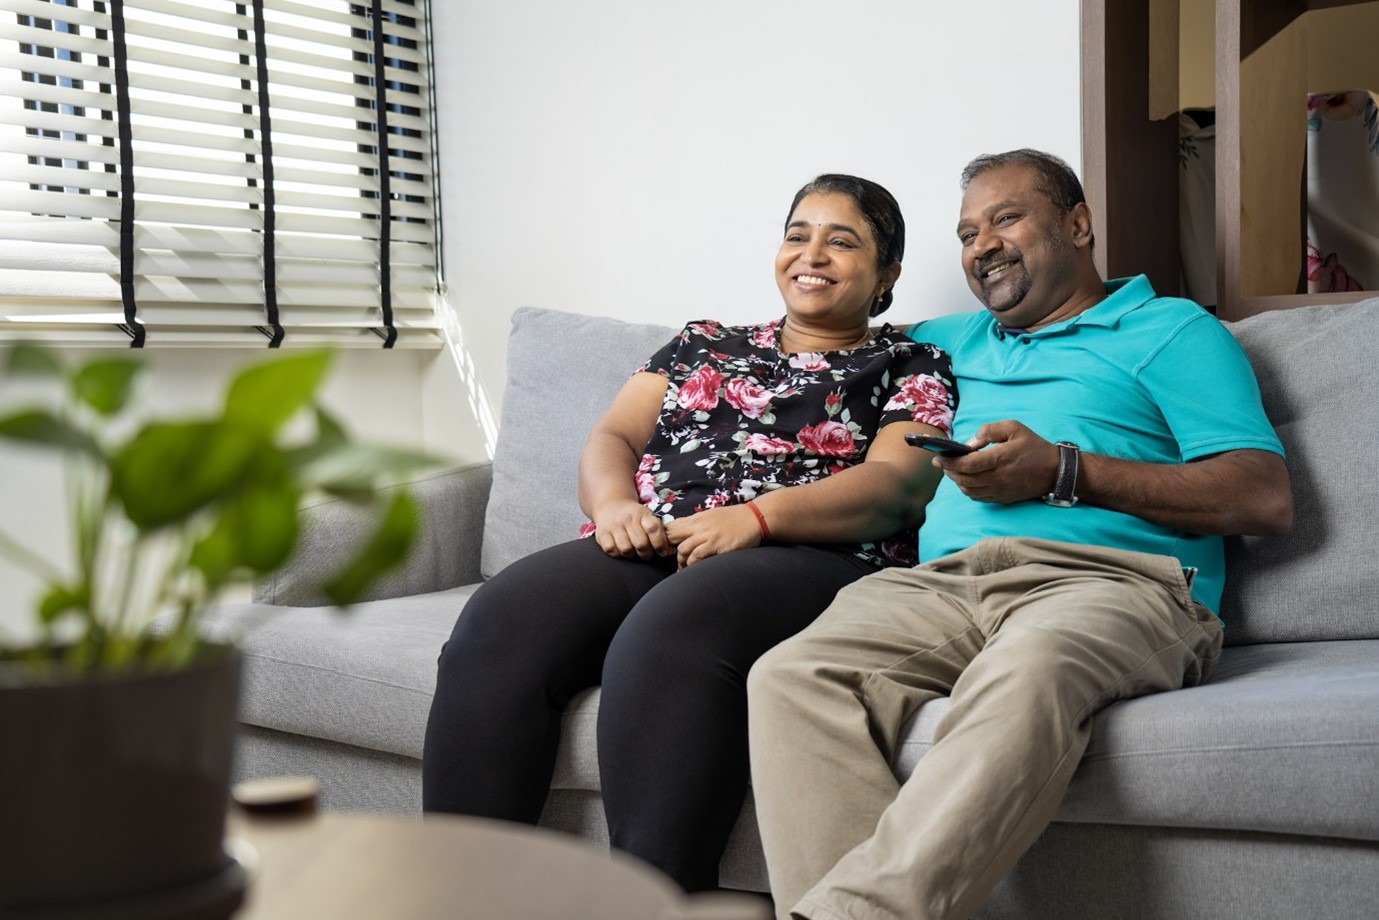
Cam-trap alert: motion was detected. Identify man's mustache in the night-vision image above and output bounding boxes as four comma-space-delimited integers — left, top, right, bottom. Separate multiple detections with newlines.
974, 251, 1022, 279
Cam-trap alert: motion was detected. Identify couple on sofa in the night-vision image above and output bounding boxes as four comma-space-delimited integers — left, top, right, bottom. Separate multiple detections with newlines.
422, 149, 1294, 920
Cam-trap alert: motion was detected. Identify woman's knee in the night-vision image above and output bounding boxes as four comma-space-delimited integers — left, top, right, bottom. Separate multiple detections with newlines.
435, 583, 518, 674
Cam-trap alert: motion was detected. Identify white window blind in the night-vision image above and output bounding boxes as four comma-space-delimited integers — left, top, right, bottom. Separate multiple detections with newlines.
0, 0, 440, 347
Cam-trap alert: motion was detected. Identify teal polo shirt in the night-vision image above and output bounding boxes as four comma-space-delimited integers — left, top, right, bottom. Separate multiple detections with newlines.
906, 275, 1283, 614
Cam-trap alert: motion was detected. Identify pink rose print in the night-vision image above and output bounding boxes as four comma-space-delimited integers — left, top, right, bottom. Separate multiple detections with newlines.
789, 352, 830, 372
635, 454, 659, 503
702, 492, 731, 510
744, 433, 794, 455
689, 320, 723, 337
1307, 91, 1362, 122
724, 378, 774, 419
752, 321, 779, 349
577, 521, 597, 539
1306, 239, 1364, 293
797, 420, 856, 458
676, 365, 722, 411
824, 392, 842, 414
886, 374, 954, 433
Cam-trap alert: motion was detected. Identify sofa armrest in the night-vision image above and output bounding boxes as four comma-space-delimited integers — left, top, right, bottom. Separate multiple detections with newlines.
252, 462, 493, 607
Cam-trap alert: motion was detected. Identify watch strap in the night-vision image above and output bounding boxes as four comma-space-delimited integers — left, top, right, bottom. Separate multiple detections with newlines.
1044, 441, 1080, 507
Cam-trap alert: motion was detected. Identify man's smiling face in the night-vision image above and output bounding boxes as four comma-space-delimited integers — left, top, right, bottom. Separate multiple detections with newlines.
956, 163, 1081, 330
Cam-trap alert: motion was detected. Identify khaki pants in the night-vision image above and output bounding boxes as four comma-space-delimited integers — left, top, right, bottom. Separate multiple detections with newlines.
747, 538, 1224, 920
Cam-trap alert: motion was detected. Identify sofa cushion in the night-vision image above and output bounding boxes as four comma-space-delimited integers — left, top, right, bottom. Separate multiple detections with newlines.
1221, 296, 1379, 643
200, 587, 477, 757
253, 465, 492, 607
889, 640, 1379, 842
480, 307, 677, 578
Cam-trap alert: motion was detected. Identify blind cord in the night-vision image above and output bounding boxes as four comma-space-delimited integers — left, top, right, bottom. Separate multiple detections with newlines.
370, 0, 396, 349
249, 0, 283, 347
109, 0, 143, 347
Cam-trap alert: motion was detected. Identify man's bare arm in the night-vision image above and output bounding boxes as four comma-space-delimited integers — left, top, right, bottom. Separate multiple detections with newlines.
1078, 448, 1292, 535
934, 420, 1293, 536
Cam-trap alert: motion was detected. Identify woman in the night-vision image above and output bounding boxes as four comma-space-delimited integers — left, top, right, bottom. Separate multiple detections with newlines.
422, 174, 956, 891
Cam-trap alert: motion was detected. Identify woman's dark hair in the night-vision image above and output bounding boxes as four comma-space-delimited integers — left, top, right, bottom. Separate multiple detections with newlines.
786, 174, 905, 316
959, 149, 1095, 253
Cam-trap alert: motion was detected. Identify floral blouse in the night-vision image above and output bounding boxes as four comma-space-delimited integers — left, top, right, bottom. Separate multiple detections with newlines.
581, 317, 957, 568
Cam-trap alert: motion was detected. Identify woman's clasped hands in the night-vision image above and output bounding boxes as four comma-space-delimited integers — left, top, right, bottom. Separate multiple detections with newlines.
592, 499, 764, 568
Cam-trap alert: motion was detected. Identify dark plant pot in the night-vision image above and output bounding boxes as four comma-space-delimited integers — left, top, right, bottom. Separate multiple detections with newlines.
0, 645, 241, 915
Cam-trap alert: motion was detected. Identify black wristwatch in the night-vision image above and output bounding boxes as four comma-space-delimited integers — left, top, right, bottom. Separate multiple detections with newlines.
1043, 441, 1081, 507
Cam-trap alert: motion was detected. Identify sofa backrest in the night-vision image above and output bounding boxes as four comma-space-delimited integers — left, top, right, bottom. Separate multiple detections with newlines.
1219, 296, 1379, 644
480, 301, 1379, 646
480, 307, 676, 579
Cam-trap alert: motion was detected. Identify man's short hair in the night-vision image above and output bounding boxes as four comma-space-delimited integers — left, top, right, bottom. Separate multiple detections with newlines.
960, 149, 1093, 251
959, 149, 1086, 214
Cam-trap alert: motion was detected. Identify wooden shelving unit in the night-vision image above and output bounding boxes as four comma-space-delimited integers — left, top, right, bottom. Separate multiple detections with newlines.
1083, 0, 1379, 321
1081, 0, 1181, 300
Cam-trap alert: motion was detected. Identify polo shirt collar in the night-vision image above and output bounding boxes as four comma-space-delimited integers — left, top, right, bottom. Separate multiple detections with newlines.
983, 275, 1157, 341
1036, 274, 1156, 333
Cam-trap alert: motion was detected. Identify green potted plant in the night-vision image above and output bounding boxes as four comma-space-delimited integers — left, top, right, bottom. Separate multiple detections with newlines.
0, 345, 437, 916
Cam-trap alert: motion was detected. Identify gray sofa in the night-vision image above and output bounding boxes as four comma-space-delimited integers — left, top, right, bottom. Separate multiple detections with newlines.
204, 300, 1379, 917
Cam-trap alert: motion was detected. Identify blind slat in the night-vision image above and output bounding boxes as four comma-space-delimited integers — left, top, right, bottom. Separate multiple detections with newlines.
123, 18, 252, 59
0, 187, 122, 221
266, 116, 431, 154
1, 20, 109, 58
1, 242, 435, 289
127, 0, 249, 33
0, 107, 118, 141
0, 329, 440, 349
0, 49, 112, 88
0, 217, 435, 262
4, 0, 109, 27
0, 275, 436, 314
3, 161, 122, 195
0, 135, 119, 167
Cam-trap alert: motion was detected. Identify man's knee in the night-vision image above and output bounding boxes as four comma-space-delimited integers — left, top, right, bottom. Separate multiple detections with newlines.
747, 637, 791, 696
746, 632, 813, 708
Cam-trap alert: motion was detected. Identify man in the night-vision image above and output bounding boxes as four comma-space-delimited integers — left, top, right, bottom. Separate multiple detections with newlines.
746, 149, 1293, 920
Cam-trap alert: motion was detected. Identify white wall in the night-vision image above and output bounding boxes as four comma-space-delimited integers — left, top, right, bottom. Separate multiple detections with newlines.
1, 1, 1083, 637
430, 0, 1083, 451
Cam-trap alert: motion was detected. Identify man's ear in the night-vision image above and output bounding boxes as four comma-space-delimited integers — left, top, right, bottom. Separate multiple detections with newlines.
1068, 202, 1094, 249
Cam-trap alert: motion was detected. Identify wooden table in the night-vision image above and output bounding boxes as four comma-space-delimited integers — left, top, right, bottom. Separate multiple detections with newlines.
228, 811, 768, 919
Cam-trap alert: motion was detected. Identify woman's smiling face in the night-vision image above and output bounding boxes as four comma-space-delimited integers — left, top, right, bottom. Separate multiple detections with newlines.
775, 192, 896, 328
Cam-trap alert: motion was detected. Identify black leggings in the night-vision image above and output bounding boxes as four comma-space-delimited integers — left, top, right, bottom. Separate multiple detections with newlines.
421, 536, 872, 891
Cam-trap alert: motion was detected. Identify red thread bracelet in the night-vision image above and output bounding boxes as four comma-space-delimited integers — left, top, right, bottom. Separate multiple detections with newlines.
747, 501, 771, 541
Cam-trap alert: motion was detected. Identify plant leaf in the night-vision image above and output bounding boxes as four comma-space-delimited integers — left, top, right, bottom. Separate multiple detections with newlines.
230, 483, 300, 573
111, 421, 264, 531
321, 491, 418, 606
315, 405, 348, 447
5, 343, 63, 377
291, 443, 442, 493
0, 410, 101, 456
38, 583, 88, 624
189, 516, 238, 588
71, 358, 142, 416
224, 351, 333, 435
189, 483, 299, 584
